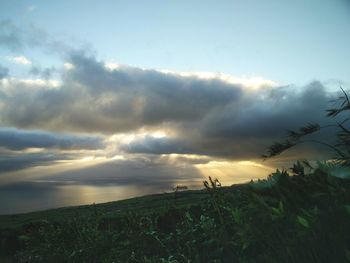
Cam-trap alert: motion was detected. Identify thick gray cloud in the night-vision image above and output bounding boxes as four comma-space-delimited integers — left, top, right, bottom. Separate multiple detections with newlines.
0, 126, 103, 172
0, 127, 104, 150
120, 82, 337, 159
0, 52, 340, 160
63, 52, 242, 129
0, 152, 73, 173
201, 82, 330, 139
0, 52, 242, 133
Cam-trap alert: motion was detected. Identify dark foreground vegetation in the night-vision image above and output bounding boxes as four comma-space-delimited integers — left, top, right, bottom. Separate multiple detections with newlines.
0, 163, 349, 263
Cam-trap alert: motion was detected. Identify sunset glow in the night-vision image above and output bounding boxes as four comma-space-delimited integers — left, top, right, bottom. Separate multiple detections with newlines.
0, 0, 349, 214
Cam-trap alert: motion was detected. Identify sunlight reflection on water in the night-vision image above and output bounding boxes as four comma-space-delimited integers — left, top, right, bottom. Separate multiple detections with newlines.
0, 180, 204, 215
0, 159, 274, 214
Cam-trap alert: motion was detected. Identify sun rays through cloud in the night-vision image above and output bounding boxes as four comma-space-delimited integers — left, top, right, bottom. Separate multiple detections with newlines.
0, 0, 349, 213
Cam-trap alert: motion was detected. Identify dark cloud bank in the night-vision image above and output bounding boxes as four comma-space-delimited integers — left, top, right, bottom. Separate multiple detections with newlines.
0, 128, 104, 173
0, 128, 103, 151
0, 51, 339, 162
0, 152, 73, 173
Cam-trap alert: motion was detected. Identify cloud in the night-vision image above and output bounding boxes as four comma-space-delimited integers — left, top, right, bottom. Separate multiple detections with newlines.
0, 152, 73, 173
0, 52, 243, 133
0, 20, 23, 51
120, 82, 337, 159
0, 127, 104, 150
121, 135, 193, 155
7, 55, 32, 65
0, 52, 339, 160
63, 63, 74, 70
0, 65, 8, 79
29, 65, 56, 79
0, 19, 75, 54
17, 78, 60, 88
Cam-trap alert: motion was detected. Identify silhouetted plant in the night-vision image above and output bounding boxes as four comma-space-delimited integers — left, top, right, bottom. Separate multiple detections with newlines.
263, 87, 350, 165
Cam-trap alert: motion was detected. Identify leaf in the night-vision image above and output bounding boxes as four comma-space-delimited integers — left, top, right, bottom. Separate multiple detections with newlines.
185, 212, 193, 222
263, 140, 296, 158
297, 216, 309, 228
279, 201, 284, 213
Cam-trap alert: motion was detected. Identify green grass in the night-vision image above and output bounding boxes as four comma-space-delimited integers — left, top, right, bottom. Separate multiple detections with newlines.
1, 164, 349, 262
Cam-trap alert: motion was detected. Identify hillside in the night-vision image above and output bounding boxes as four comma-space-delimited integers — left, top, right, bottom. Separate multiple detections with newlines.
0, 166, 349, 263
0, 189, 211, 229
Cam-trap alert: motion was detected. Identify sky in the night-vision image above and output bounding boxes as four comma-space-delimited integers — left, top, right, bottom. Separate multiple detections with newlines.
0, 0, 349, 213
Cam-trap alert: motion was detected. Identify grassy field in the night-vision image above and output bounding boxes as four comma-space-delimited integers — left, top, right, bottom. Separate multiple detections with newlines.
0, 164, 349, 262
